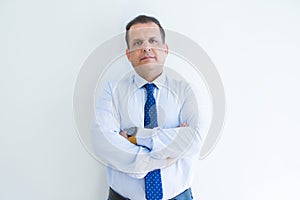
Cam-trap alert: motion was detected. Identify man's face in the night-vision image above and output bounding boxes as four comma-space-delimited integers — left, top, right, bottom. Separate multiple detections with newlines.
126, 22, 168, 79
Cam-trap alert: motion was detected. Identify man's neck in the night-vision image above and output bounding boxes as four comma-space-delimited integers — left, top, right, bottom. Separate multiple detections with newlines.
140, 71, 162, 82
144, 75, 160, 82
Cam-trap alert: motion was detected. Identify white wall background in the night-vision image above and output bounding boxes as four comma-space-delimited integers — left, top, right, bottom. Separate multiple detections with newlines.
1, 0, 300, 199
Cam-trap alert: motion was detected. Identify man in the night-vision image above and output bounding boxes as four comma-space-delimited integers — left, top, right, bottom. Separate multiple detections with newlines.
91, 15, 208, 200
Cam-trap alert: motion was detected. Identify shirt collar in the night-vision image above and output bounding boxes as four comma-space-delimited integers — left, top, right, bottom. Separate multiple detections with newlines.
134, 71, 166, 90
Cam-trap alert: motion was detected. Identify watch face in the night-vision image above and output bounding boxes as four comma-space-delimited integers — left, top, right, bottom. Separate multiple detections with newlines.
126, 127, 137, 136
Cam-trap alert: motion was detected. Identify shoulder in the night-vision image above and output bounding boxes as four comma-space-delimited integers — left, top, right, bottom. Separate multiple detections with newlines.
99, 74, 136, 100
104, 74, 134, 91
165, 74, 193, 94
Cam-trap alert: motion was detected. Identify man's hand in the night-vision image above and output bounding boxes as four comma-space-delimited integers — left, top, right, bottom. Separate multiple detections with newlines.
180, 122, 188, 127
119, 130, 128, 139
119, 130, 137, 145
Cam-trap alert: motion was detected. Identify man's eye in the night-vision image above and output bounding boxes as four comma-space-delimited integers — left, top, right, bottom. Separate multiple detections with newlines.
149, 39, 157, 43
133, 41, 142, 46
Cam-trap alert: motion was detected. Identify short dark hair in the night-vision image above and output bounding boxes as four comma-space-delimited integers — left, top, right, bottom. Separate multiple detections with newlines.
125, 15, 165, 48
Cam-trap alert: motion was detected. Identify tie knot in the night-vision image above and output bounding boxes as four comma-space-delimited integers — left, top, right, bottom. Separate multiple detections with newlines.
143, 83, 155, 94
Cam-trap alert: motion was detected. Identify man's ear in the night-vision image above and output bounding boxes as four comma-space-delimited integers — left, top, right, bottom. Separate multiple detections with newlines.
164, 44, 169, 54
126, 49, 131, 61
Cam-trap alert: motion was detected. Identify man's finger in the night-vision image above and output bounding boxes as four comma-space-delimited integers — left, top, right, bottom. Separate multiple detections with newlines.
119, 131, 128, 138
180, 122, 188, 127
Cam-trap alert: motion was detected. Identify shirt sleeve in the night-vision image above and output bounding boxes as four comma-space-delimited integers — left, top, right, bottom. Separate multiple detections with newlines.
136, 83, 211, 160
90, 82, 169, 177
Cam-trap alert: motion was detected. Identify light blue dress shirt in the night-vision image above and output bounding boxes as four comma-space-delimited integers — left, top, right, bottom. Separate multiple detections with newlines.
91, 71, 210, 199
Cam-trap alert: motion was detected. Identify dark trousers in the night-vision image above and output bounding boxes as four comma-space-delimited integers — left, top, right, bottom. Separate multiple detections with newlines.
108, 187, 193, 200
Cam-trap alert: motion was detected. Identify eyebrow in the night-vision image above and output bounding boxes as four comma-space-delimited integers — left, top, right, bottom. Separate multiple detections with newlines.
132, 39, 143, 42
132, 36, 159, 42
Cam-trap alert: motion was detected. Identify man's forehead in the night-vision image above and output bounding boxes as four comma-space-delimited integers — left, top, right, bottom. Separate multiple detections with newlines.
129, 22, 160, 30
128, 23, 161, 37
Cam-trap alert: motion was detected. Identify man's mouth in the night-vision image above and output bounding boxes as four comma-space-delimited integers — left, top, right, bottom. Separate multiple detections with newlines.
140, 55, 155, 61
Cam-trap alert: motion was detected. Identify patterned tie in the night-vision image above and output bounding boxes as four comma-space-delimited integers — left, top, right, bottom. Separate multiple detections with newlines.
143, 83, 163, 200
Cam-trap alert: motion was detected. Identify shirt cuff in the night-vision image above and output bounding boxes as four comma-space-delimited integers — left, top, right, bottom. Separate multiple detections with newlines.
136, 127, 159, 150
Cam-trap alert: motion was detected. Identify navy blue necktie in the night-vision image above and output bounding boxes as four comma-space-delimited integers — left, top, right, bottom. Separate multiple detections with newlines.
143, 83, 163, 200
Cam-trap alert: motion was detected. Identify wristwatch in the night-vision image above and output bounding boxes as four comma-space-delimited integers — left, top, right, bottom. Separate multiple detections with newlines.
126, 127, 137, 145
126, 127, 137, 137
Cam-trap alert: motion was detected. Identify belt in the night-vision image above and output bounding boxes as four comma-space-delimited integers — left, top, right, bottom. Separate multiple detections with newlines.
109, 188, 130, 200
108, 187, 192, 200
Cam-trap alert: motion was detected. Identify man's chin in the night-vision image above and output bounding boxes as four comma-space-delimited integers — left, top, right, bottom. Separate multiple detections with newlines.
134, 64, 163, 75
136, 62, 163, 68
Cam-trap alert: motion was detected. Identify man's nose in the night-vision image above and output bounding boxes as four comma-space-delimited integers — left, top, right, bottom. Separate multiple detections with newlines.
142, 42, 151, 52
143, 47, 151, 52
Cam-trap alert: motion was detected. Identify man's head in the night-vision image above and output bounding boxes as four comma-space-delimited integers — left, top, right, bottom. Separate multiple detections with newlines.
125, 15, 165, 48
125, 15, 168, 82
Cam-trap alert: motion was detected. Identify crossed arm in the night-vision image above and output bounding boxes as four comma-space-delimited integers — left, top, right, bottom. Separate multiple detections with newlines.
119, 122, 188, 145
91, 81, 206, 177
